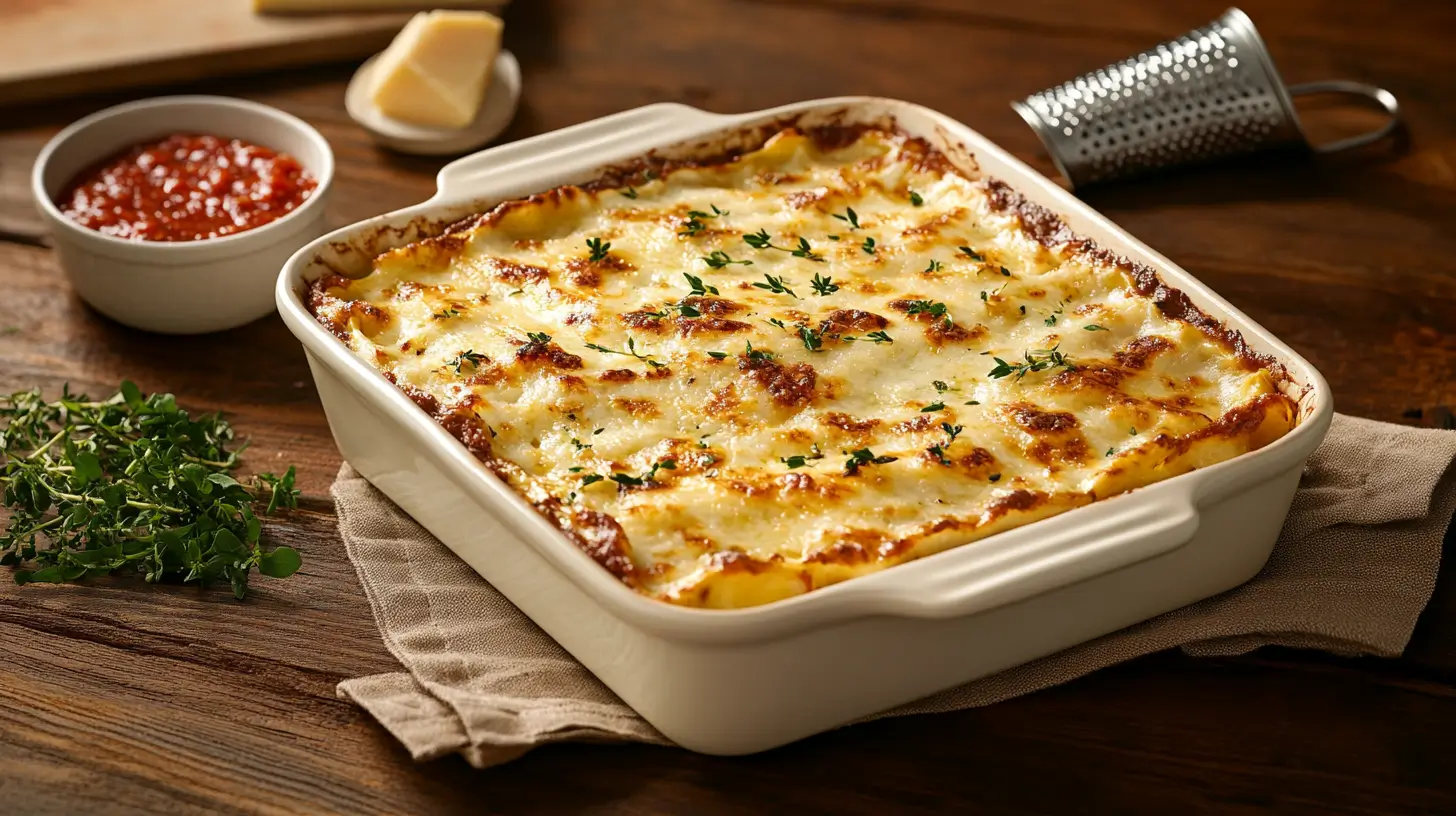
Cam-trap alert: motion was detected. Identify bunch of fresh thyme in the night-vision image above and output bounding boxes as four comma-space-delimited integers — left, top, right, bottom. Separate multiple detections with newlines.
0, 382, 302, 599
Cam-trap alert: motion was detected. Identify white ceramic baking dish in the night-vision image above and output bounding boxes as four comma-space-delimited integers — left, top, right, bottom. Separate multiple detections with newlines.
276, 98, 1333, 755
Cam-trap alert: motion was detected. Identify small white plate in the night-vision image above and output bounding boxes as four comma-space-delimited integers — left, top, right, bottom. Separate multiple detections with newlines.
345, 49, 521, 156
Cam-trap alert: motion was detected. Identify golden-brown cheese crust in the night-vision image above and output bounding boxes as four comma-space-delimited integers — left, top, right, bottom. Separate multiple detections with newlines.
307, 123, 1298, 609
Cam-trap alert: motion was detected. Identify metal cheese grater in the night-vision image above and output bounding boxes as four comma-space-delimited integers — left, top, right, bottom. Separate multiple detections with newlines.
1012, 7, 1401, 188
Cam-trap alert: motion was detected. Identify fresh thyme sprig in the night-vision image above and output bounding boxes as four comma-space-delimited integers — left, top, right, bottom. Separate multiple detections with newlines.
927, 422, 965, 466
743, 230, 824, 262
610, 459, 677, 487
586, 237, 611, 262
684, 272, 720, 297
905, 299, 952, 326
832, 207, 861, 230
844, 447, 898, 476
809, 272, 839, 296
780, 444, 824, 469
843, 330, 893, 344
644, 301, 701, 319
584, 337, 669, 368
752, 273, 798, 298
987, 345, 1077, 380
798, 325, 825, 352
679, 206, 726, 237
450, 350, 487, 374
702, 250, 752, 269
0, 382, 301, 598
743, 341, 775, 361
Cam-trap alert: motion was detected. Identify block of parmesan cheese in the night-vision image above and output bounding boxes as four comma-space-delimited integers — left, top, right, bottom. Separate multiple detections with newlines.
367, 10, 503, 130
255, 1, 505, 12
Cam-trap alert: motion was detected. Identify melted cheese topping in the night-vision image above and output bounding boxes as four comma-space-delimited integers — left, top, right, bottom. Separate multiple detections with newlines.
311, 126, 1296, 609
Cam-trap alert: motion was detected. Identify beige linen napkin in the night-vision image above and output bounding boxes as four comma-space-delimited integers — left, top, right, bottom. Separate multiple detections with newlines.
334, 413, 1456, 768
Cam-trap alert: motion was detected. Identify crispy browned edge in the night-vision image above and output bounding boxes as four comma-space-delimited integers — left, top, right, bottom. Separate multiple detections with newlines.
305, 110, 1306, 596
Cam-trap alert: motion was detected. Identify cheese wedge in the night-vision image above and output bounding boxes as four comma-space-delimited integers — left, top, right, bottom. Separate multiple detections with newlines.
367, 10, 503, 130
255, 1, 505, 12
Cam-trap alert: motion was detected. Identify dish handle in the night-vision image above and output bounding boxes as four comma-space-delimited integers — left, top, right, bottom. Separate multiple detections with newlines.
863, 496, 1200, 620
433, 102, 731, 202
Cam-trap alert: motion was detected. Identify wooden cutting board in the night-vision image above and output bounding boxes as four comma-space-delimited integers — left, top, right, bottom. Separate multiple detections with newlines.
0, 0, 414, 107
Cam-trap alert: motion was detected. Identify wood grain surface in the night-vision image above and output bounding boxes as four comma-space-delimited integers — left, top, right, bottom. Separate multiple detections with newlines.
0, 0, 413, 107
1, 1, 1453, 813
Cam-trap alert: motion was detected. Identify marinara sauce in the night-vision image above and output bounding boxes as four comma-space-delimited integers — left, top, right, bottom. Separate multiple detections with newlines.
58, 133, 318, 242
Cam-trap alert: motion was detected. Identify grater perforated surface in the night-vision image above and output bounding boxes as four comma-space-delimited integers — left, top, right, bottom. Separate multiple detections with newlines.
1014, 8, 1305, 187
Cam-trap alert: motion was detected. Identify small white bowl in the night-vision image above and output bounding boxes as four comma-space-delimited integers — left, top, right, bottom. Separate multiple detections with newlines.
345, 50, 521, 156
32, 95, 335, 334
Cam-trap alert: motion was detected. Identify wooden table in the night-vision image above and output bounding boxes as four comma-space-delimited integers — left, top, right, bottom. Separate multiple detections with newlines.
2, 1, 1453, 813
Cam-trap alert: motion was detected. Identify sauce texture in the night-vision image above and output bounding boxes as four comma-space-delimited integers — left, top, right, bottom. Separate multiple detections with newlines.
58, 133, 317, 242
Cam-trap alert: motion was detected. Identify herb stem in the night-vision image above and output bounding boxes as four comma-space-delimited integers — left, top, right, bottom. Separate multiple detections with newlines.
13, 515, 64, 540
26, 429, 68, 461
39, 478, 187, 515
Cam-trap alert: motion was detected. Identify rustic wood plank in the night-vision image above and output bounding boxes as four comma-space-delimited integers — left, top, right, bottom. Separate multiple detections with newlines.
0, 0, 1453, 812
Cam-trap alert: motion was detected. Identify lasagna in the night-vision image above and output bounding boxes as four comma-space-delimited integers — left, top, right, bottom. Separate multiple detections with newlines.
310, 124, 1297, 609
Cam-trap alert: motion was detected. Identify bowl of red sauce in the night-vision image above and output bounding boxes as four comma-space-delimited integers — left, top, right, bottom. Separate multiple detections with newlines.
32, 96, 334, 334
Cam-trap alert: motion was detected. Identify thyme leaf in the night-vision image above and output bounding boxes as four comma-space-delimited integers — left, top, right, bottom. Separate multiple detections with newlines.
0, 382, 302, 598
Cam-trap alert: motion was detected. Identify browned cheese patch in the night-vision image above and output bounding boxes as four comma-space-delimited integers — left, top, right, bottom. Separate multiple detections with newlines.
1005, 403, 1092, 468
613, 397, 661, 418
738, 354, 817, 409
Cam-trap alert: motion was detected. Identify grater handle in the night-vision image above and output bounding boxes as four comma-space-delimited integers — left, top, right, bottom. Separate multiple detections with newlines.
1287, 80, 1402, 154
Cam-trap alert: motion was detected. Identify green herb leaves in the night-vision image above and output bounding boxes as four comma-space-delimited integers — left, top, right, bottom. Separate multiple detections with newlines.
680, 207, 726, 236
585, 237, 611, 262
702, 251, 752, 269
780, 444, 824, 470
609, 459, 677, 487
742, 229, 774, 250
928, 422, 963, 466
0, 382, 301, 598
844, 447, 897, 476
843, 330, 893, 344
744, 341, 775, 361
450, 350, 487, 374
798, 325, 825, 352
584, 337, 667, 368
832, 207, 861, 230
684, 272, 719, 297
810, 272, 839, 297
753, 273, 798, 298
987, 346, 1076, 380
743, 230, 824, 262
905, 299, 952, 326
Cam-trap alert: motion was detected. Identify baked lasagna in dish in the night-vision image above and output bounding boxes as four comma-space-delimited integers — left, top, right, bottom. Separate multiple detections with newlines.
309, 124, 1297, 609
